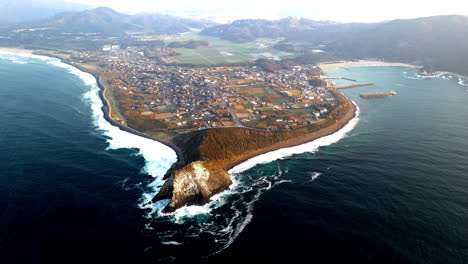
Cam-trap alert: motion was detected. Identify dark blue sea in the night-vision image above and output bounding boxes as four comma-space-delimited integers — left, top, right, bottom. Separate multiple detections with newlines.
0, 53, 467, 264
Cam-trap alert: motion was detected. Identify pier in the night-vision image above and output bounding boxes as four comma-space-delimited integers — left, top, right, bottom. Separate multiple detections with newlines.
360, 90, 397, 98
334, 83, 374, 89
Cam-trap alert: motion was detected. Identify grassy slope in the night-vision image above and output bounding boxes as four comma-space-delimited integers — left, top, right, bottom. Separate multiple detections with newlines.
171, 89, 352, 170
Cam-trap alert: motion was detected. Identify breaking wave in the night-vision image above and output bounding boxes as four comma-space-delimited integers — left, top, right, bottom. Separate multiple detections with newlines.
72, 66, 178, 213
143, 102, 360, 255
0, 51, 178, 216
3, 51, 361, 256
402, 71, 468, 86
458, 77, 468, 86
229, 102, 360, 174
309, 172, 322, 182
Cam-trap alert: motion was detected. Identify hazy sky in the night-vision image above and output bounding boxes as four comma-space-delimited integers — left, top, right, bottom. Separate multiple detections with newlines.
67, 0, 467, 22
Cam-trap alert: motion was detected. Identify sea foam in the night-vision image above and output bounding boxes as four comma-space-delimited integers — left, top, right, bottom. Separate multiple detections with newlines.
78, 69, 178, 209
2, 51, 362, 254
402, 70, 468, 86
229, 102, 360, 174
0, 51, 178, 211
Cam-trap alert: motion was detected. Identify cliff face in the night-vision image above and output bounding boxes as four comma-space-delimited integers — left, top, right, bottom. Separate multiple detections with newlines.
152, 161, 232, 213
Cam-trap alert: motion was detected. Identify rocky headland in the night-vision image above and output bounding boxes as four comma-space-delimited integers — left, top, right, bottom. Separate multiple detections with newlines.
150, 89, 356, 213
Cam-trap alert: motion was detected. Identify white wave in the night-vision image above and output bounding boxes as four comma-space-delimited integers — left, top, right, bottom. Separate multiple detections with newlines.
309, 172, 322, 182
0, 51, 51, 65
402, 71, 456, 81
79, 73, 177, 211
165, 103, 359, 221
161, 241, 183, 246
4, 50, 363, 256
41, 57, 178, 184
402, 70, 468, 87
1, 51, 178, 214
229, 102, 360, 174
165, 178, 241, 223
458, 77, 468, 87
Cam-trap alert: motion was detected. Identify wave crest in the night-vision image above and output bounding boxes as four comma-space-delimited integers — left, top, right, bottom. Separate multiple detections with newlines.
229, 102, 360, 174
1, 51, 179, 213
4, 51, 360, 256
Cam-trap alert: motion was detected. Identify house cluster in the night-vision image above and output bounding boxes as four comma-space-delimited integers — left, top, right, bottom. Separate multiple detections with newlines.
71, 47, 339, 131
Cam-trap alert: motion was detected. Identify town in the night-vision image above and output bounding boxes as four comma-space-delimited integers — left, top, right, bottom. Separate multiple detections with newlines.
68, 45, 339, 134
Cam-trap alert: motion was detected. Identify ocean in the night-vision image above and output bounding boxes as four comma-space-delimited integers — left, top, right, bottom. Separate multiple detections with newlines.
0, 52, 467, 263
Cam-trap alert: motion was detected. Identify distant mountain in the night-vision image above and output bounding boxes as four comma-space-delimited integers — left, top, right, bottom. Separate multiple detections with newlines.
200, 17, 334, 42
15, 7, 215, 36
286, 15, 468, 74
203, 15, 468, 75
0, 0, 90, 25
0, 7, 215, 51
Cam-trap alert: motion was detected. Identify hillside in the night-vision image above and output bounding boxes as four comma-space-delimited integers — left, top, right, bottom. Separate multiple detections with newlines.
200, 17, 334, 42
306, 15, 468, 74
1, 7, 214, 37
0, 7, 215, 51
202, 15, 468, 75
30, 7, 214, 35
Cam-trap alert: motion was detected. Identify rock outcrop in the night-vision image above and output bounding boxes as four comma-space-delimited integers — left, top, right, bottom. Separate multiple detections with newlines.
151, 161, 232, 213
149, 89, 356, 212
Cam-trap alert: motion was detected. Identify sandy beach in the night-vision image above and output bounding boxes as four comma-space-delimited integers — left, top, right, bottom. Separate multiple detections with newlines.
0, 47, 35, 54
319, 60, 419, 71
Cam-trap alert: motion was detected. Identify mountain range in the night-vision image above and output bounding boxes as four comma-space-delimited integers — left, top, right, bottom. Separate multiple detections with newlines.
2, 5, 468, 75
201, 15, 468, 75
200, 17, 334, 42
14, 7, 214, 35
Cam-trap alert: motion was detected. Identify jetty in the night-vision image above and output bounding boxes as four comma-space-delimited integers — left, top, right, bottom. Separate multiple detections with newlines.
360, 90, 397, 98
334, 83, 374, 89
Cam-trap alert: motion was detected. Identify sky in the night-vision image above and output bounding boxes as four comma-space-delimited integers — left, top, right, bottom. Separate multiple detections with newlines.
66, 0, 467, 23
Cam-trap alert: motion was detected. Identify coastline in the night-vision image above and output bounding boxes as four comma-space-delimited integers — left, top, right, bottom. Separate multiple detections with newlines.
317, 58, 468, 82
225, 98, 357, 171
319, 60, 419, 71
1, 46, 360, 211
0, 47, 185, 164
0, 46, 357, 173
0, 47, 35, 54
75, 63, 186, 164
49, 52, 358, 176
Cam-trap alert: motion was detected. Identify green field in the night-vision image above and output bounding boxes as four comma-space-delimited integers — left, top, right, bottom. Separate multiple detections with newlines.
158, 31, 295, 65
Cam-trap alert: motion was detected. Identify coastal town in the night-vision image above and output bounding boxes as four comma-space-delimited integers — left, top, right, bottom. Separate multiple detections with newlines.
67, 45, 340, 135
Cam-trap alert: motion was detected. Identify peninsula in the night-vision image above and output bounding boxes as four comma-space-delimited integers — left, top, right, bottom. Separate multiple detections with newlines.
0, 43, 360, 212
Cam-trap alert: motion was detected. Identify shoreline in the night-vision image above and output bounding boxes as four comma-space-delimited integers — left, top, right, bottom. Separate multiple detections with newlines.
1, 47, 360, 211
0, 46, 357, 174
37, 51, 358, 176
0, 47, 35, 54
319, 60, 420, 71
0, 47, 186, 164
225, 97, 357, 171
75, 63, 187, 164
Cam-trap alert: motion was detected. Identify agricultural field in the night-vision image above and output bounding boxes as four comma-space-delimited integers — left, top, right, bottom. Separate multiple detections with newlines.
157, 31, 295, 64
238, 86, 277, 97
